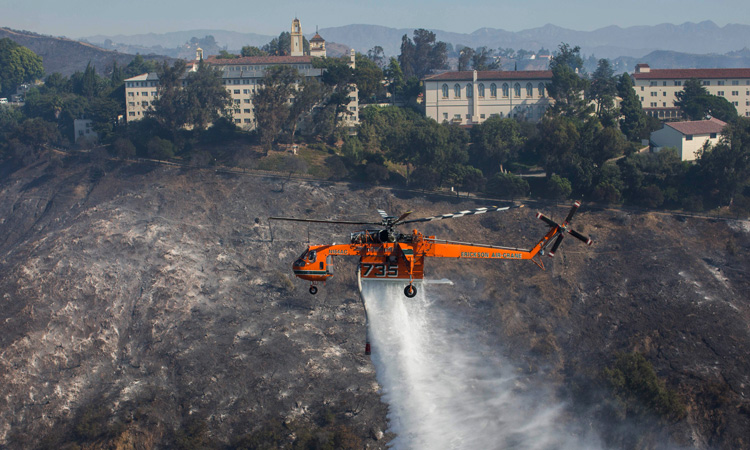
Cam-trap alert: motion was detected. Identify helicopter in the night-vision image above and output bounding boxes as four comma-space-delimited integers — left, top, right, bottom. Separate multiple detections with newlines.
269, 201, 592, 298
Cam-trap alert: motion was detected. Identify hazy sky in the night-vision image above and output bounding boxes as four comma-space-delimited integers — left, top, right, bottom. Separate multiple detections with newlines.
3, 0, 749, 38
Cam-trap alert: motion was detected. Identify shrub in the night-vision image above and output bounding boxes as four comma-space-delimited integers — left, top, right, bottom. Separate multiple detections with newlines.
545, 174, 572, 200
604, 352, 686, 422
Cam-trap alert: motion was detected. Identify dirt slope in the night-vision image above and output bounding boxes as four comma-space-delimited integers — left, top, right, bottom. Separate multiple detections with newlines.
0, 157, 748, 448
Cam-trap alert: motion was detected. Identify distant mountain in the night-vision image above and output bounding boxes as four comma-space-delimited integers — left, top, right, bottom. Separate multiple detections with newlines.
81, 21, 750, 64
318, 21, 750, 59
0, 27, 173, 77
608, 48, 750, 74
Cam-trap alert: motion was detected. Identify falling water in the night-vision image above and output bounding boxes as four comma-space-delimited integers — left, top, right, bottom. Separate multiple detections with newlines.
361, 281, 599, 450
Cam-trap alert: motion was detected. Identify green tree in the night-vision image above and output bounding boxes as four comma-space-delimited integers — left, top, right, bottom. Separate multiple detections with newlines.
676, 78, 737, 122
149, 60, 188, 135
486, 172, 529, 199
617, 73, 648, 141
469, 116, 525, 175
0, 38, 44, 96
366, 46, 385, 68
398, 29, 448, 79
241, 46, 267, 57
590, 59, 617, 122
457, 47, 474, 71
471, 47, 499, 71
124, 54, 157, 78
354, 53, 385, 102
287, 77, 325, 142
694, 118, 750, 207
253, 65, 298, 150
216, 50, 238, 59
183, 60, 232, 131
546, 43, 591, 118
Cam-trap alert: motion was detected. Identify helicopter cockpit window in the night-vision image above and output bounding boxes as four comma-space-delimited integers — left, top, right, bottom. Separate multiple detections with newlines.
307, 250, 317, 262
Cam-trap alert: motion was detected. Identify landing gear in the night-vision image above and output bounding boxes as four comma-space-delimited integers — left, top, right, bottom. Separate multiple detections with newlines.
404, 284, 417, 298
309, 286, 318, 295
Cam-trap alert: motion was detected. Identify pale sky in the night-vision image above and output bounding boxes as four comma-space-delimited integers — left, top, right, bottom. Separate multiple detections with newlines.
2, 0, 748, 38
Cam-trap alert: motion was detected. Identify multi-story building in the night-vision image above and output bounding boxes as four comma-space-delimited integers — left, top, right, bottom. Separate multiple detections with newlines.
422, 70, 553, 125
632, 64, 750, 119
124, 19, 358, 130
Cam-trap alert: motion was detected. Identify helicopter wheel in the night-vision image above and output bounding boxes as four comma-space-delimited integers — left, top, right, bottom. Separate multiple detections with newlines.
404, 284, 417, 298
309, 286, 318, 295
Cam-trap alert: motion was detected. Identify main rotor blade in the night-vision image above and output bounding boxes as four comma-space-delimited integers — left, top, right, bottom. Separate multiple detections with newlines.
548, 234, 564, 257
567, 228, 593, 246
401, 205, 522, 225
377, 209, 389, 219
393, 211, 413, 225
563, 200, 581, 225
536, 212, 559, 228
268, 217, 380, 226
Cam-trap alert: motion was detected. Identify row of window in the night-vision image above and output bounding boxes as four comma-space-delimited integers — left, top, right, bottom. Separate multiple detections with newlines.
441, 82, 545, 99
648, 80, 750, 87
126, 81, 157, 88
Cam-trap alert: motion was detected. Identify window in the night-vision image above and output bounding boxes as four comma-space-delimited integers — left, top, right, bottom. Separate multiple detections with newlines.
717, 91, 724, 96
235, 119, 241, 124
128, 111, 135, 116
350, 106, 357, 111
234, 89, 240, 94
640, 97, 644, 101
480, 114, 485, 119
478, 83, 485, 98
686, 135, 693, 141
443, 112, 448, 120
490, 83, 497, 97
733, 101, 739, 106
234, 108, 240, 114
640, 86, 644, 91
243, 99, 250, 103
466, 83, 473, 98
703, 80, 710, 86
244, 119, 252, 123
502, 83, 509, 97
128, 92, 134, 97
650, 91, 657, 97
650, 81, 657, 87
675, 81, 682, 86
453, 114, 461, 120
442, 84, 449, 98
466, 114, 471, 119
234, 99, 240, 105
538, 83, 545, 97
526, 83, 533, 97
244, 109, 251, 113
663, 81, 667, 86
142, 101, 148, 106
732, 91, 739, 96
718, 80, 725, 86
514, 83, 521, 97
128, 102, 135, 106
663, 102, 667, 107
663, 92, 667, 96
454, 84, 461, 98
142, 91, 148, 96
710, 133, 717, 138
650, 102, 657, 107
732, 80, 739, 85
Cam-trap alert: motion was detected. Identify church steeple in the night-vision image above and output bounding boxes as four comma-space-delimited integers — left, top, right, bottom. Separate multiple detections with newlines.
290, 18, 303, 56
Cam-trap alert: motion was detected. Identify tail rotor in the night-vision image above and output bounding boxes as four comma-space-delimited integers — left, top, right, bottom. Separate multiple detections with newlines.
536, 201, 592, 257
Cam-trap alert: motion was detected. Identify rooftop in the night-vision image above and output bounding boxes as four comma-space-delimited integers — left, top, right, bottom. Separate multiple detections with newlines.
633, 67, 750, 80
666, 117, 727, 135
424, 70, 553, 81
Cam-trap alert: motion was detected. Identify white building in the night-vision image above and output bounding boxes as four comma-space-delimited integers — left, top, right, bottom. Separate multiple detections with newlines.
74, 119, 97, 143
632, 64, 750, 119
124, 19, 357, 130
650, 117, 726, 161
423, 69, 553, 125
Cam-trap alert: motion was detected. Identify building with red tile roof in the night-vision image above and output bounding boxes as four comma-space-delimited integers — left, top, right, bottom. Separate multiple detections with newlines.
632, 64, 750, 120
650, 117, 727, 161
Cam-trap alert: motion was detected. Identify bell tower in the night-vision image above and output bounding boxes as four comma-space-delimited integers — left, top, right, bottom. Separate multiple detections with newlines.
290, 18, 303, 56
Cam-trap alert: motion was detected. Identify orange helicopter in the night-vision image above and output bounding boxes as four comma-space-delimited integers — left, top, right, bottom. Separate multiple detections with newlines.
270, 201, 592, 298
